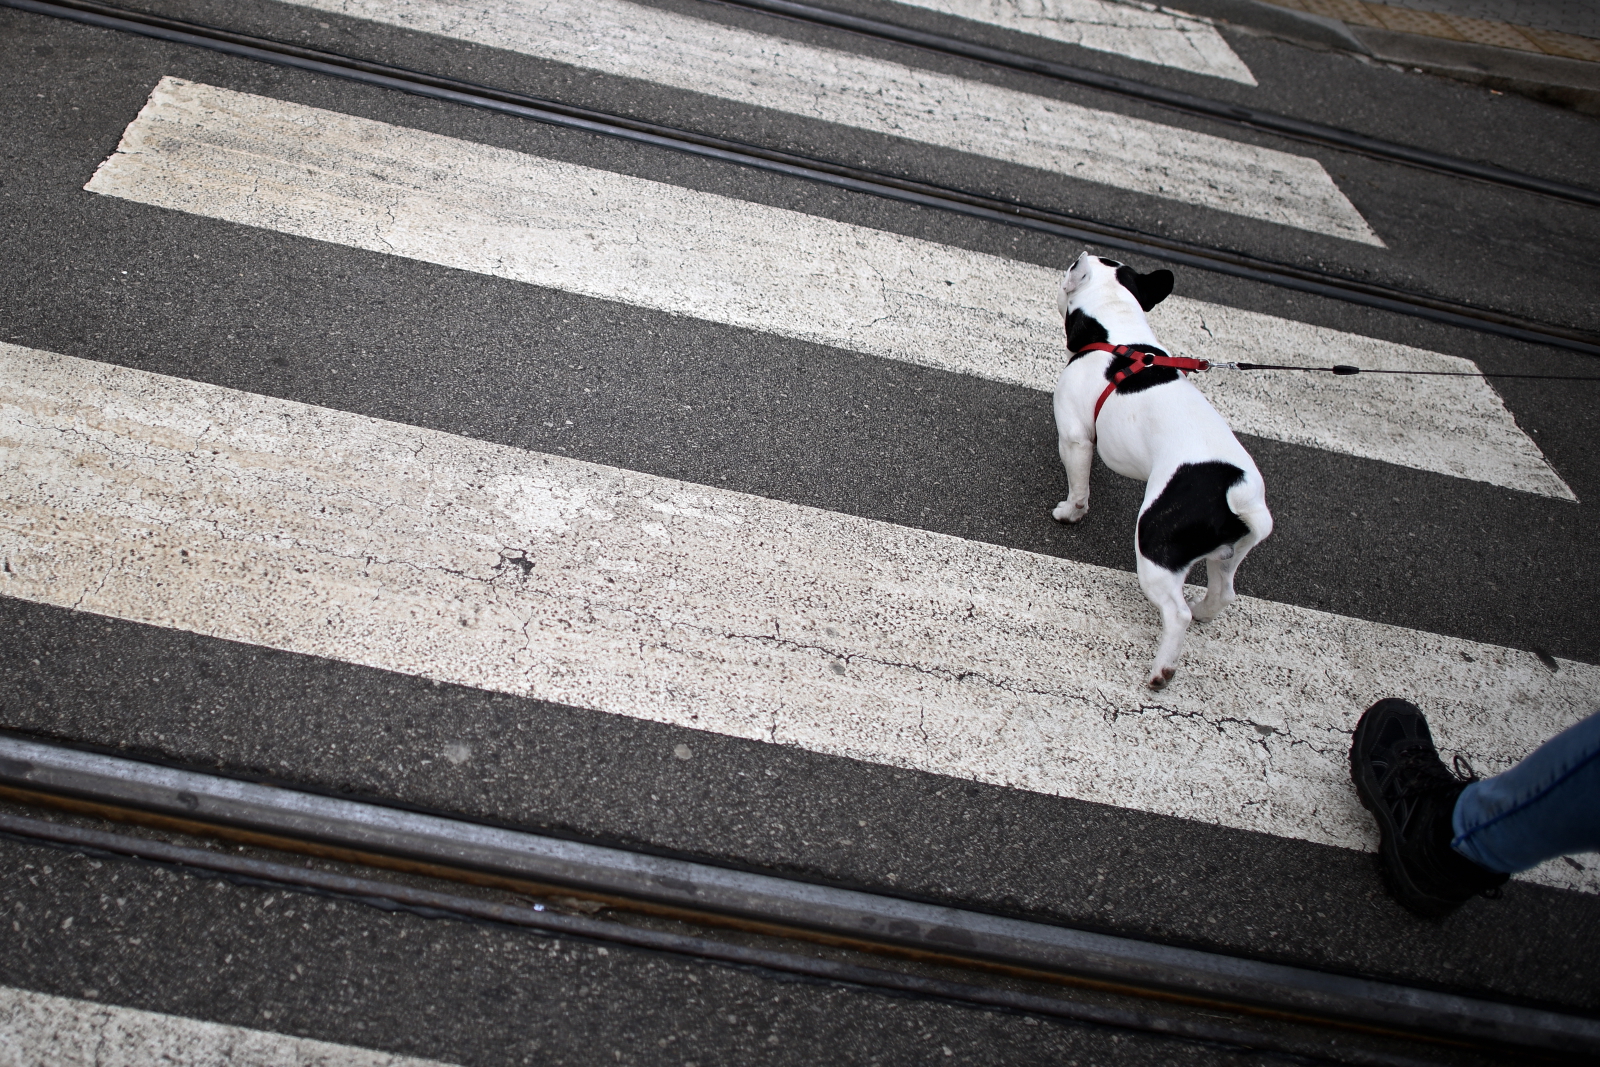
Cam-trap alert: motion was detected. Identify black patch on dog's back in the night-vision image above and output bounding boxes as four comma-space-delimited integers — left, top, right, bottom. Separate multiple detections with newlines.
1065, 309, 1108, 359
1106, 350, 1180, 395
1138, 462, 1250, 572
1067, 313, 1180, 393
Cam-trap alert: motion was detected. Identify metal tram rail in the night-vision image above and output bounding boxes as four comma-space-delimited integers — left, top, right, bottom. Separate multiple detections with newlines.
715, 0, 1600, 209
0, 735, 1596, 1064
5, 0, 1600, 357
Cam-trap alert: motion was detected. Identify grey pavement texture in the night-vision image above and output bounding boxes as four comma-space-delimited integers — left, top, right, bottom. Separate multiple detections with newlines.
1, 0, 1599, 1054
1370, 0, 1600, 39
7, 598, 1600, 1016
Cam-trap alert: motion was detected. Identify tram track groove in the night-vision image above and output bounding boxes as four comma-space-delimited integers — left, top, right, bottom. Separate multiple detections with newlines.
5, 0, 1600, 356
0, 810, 1464, 1067
710, 0, 1600, 209
0, 735, 1595, 1061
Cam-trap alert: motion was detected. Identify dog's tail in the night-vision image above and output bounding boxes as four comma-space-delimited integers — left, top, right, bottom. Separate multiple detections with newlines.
1226, 477, 1273, 547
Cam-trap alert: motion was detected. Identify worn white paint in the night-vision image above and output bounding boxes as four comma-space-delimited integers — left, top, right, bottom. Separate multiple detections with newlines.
1159, 303, 1575, 501
0, 985, 454, 1067
85, 80, 1568, 499
281, 0, 1364, 238
1, 343, 1594, 893
894, 0, 1257, 83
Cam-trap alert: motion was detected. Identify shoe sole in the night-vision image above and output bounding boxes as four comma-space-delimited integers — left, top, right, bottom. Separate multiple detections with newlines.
1349, 709, 1459, 920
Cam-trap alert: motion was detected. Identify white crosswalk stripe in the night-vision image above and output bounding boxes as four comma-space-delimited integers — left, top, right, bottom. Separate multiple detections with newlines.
2, 342, 1594, 894
892, 0, 1258, 83
0, 984, 455, 1067
283, 0, 1368, 240
84, 80, 1570, 499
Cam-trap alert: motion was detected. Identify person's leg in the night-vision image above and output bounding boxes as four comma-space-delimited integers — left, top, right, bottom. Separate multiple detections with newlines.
1452, 711, 1600, 873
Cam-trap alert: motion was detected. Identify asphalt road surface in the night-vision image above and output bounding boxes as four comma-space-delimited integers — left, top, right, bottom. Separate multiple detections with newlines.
1, 0, 1598, 1063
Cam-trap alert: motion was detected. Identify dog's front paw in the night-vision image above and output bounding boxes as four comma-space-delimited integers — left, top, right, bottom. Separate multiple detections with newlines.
1147, 666, 1175, 690
1052, 499, 1089, 524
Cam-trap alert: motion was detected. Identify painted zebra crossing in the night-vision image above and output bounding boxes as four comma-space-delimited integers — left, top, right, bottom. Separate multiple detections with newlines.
2, 342, 1594, 894
0, 985, 456, 1067
891, 0, 1258, 83
84, 79, 1570, 499
283, 0, 1369, 240
4, 0, 1600, 1057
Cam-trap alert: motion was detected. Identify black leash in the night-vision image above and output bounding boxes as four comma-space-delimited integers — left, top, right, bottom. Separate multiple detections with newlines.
1212, 362, 1600, 381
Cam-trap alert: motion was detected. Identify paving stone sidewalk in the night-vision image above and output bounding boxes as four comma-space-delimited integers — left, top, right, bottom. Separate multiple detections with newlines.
1379, 0, 1597, 40
1260, 0, 1600, 61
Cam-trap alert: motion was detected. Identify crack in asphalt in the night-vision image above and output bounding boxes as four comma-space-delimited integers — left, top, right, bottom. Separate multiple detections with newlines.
1107, 702, 1349, 754
715, 628, 1064, 699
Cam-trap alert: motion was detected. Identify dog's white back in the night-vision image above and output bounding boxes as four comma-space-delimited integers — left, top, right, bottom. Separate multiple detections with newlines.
1051, 252, 1272, 689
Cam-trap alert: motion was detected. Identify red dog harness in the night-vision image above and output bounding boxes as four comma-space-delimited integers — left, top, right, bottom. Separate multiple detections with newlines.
1074, 342, 1213, 424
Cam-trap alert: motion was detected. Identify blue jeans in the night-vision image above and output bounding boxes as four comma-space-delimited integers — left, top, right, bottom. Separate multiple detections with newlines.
1452, 710, 1600, 874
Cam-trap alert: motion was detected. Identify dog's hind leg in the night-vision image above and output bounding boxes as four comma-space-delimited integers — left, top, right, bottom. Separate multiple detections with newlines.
1137, 556, 1192, 689
1192, 548, 1238, 623
1051, 430, 1095, 524
1193, 485, 1273, 623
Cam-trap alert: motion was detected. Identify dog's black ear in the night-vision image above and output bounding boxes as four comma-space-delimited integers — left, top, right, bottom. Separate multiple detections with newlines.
1138, 269, 1175, 310
1116, 266, 1175, 311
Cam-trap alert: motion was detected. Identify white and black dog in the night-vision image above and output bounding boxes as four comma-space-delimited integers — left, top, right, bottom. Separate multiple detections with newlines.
1051, 252, 1272, 689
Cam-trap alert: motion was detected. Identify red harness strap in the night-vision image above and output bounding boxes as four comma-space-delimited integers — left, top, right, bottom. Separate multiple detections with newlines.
1074, 341, 1213, 424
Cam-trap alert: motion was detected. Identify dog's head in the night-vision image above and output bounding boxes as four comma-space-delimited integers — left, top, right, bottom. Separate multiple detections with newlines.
1056, 252, 1174, 327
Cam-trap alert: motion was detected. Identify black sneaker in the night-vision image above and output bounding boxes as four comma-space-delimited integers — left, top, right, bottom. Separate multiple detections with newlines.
1350, 698, 1509, 918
